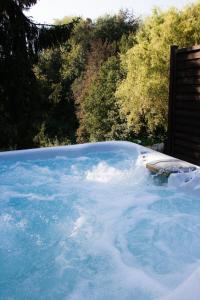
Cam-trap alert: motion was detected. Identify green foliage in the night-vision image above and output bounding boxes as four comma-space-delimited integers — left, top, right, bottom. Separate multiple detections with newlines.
81, 56, 130, 141
72, 11, 139, 143
5, 2, 200, 150
0, 0, 75, 150
0, 0, 39, 149
34, 124, 71, 147
116, 4, 200, 140
34, 46, 79, 145
94, 10, 139, 45
73, 39, 116, 142
0, 6, 140, 149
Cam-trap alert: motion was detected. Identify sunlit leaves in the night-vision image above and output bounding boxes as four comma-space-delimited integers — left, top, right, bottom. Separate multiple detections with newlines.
116, 4, 200, 138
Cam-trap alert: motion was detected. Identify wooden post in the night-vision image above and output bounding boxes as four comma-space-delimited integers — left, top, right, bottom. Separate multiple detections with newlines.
166, 45, 178, 155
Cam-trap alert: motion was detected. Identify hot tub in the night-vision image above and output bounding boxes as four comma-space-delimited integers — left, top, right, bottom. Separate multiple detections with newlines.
0, 141, 200, 300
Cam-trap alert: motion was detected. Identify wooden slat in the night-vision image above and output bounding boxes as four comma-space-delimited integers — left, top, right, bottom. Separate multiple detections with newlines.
167, 44, 200, 165
176, 94, 200, 101
175, 117, 200, 127
167, 45, 178, 154
174, 142, 200, 155
177, 51, 200, 61
175, 109, 200, 118
176, 85, 200, 94
175, 124, 200, 135
176, 77, 200, 85
173, 149, 200, 164
176, 69, 200, 78
173, 147, 200, 160
174, 132, 200, 144
174, 138, 200, 150
175, 101, 200, 110
176, 59, 200, 70
177, 45, 200, 54
172, 152, 200, 165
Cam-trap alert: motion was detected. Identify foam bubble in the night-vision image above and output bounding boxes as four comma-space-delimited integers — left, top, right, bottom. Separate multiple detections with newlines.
157, 267, 200, 300
85, 161, 124, 183
168, 169, 200, 197
70, 216, 86, 237
1, 147, 200, 299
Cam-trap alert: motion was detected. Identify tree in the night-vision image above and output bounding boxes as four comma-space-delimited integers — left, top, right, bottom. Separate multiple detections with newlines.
0, 0, 75, 149
94, 10, 139, 46
73, 11, 139, 143
81, 56, 130, 141
34, 44, 81, 146
116, 4, 200, 141
34, 18, 89, 146
73, 39, 116, 142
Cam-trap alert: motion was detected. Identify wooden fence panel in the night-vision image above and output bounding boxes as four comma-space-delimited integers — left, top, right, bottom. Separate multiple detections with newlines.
167, 45, 200, 165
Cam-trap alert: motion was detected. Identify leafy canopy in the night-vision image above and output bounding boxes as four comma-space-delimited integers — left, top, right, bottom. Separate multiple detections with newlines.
0, 0, 75, 149
116, 3, 200, 137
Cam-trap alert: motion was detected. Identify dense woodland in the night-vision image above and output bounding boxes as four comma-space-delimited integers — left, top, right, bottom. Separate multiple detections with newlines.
1, 1, 200, 150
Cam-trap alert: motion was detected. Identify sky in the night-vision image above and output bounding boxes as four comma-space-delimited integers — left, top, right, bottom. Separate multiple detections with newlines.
27, 0, 195, 24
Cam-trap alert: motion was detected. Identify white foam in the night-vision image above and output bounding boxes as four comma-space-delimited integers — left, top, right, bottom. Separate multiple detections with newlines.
0, 213, 13, 225
1, 143, 200, 299
85, 161, 124, 183
168, 169, 200, 197
157, 267, 200, 300
70, 216, 86, 237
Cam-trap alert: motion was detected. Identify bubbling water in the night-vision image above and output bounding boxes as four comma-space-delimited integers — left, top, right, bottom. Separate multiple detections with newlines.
0, 145, 200, 300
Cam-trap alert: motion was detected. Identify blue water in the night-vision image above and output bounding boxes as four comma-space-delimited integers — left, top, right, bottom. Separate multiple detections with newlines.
0, 143, 200, 300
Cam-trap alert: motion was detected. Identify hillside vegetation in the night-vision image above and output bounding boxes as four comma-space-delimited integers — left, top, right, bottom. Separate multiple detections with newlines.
1, 1, 200, 149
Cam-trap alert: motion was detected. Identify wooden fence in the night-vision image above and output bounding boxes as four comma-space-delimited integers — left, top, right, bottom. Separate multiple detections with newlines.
167, 45, 200, 165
